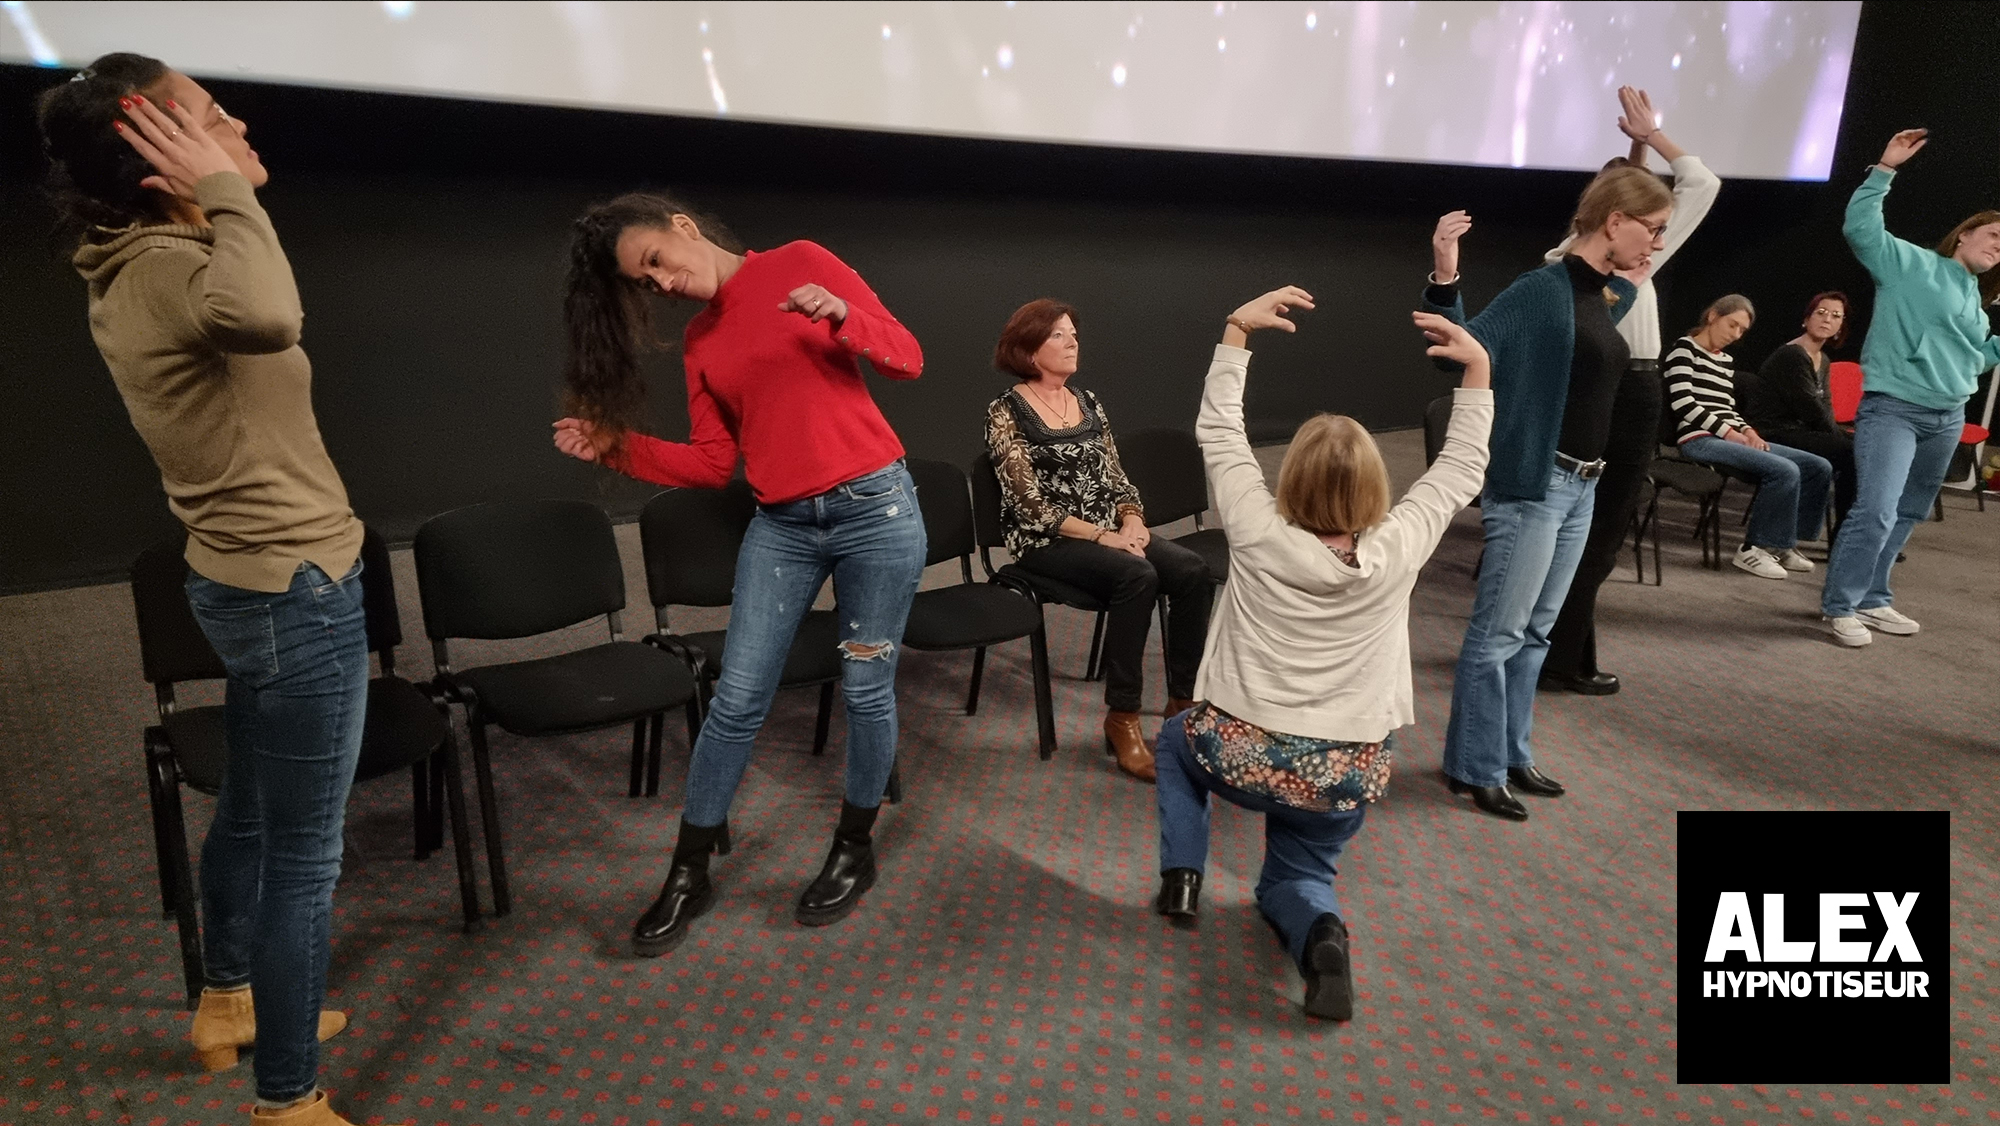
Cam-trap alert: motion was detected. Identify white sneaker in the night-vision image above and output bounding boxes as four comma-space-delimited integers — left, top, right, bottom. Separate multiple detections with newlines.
1855, 605, 1920, 635
1732, 545, 1787, 579
1824, 616, 1873, 647
1776, 548, 1815, 573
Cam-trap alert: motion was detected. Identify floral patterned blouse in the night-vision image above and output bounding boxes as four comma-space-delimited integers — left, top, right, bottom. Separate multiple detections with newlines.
1184, 701, 1391, 813
984, 386, 1144, 559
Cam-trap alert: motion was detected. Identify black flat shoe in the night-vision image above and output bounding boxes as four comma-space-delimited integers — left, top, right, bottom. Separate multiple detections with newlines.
1537, 670, 1620, 695
1300, 913, 1354, 1021
1156, 869, 1202, 922
632, 819, 730, 957
797, 837, 876, 926
1444, 773, 1529, 821
1508, 765, 1566, 797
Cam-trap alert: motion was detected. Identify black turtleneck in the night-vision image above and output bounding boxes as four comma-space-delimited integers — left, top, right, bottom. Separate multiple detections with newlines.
1555, 254, 1632, 462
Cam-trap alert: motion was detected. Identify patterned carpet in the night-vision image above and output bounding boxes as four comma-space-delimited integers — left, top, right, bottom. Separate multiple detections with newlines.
1, 432, 1994, 1126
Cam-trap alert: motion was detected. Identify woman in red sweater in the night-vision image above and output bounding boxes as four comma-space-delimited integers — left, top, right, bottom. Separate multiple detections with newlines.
555, 193, 926, 955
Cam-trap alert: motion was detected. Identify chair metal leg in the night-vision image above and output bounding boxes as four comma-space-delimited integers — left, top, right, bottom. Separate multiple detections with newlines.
965, 646, 987, 715
1029, 623, 1057, 761
465, 718, 511, 916
435, 733, 482, 933
644, 712, 665, 797
1084, 611, 1107, 680
1156, 596, 1172, 698
409, 760, 435, 861
152, 751, 204, 1010
144, 738, 177, 918
627, 717, 647, 798
812, 682, 835, 755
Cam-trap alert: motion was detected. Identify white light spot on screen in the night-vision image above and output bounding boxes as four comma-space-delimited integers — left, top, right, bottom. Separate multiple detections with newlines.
881, 24, 891, 39
1385, 71, 1395, 87
996, 43, 1013, 69
702, 47, 728, 113
698, 19, 707, 33
2, 1, 61, 64
1128, 23, 1136, 38
381, 0, 414, 16
1441, 19, 1448, 31
1112, 63, 1127, 86
1213, 2, 1224, 13
1305, 11, 1316, 29
1671, 52, 1682, 69
1217, 37, 1226, 52
981, 65, 989, 77
1654, 112, 1664, 128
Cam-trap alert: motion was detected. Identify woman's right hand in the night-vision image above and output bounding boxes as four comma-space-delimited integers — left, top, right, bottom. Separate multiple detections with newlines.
1878, 128, 1928, 170
1413, 312, 1487, 368
1431, 210, 1471, 282
1094, 529, 1147, 558
553, 417, 609, 463
114, 95, 240, 202
1228, 286, 1316, 334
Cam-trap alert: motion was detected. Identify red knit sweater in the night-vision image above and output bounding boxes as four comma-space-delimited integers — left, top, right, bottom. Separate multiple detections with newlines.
611, 240, 922, 503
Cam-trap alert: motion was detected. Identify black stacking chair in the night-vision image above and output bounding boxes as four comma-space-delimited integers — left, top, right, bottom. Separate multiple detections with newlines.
637, 481, 841, 795
902, 459, 1058, 759
970, 452, 1118, 679
1116, 427, 1230, 583
1636, 458, 1728, 578
414, 499, 698, 916
132, 527, 481, 1009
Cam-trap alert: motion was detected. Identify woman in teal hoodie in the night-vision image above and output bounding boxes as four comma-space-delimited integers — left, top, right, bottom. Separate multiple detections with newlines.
1821, 129, 2000, 648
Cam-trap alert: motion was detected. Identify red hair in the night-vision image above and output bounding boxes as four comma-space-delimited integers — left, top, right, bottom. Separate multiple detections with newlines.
1804, 291, 1850, 350
994, 299, 1076, 380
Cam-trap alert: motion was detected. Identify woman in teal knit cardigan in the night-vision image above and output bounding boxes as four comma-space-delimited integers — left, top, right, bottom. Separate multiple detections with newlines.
1422, 166, 1671, 821
1819, 128, 2000, 648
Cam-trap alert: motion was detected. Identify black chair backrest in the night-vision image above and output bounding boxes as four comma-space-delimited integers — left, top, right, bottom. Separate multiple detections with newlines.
907, 458, 973, 566
1659, 378, 1683, 448
969, 452, 1008, 552
1116, 427, 1208, 526
1733, 367, 1769, 430
357, 525, 403, 657
414, 499, 625, 640
1423, 395, 1454, 468
638, 480, 757, 608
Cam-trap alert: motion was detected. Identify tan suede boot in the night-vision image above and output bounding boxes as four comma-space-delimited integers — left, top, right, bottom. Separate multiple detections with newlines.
190, 987, 348, 1072
1164, 697, 1196, 718
1102, 711, 1157, 783
249, 1090, 407, 1126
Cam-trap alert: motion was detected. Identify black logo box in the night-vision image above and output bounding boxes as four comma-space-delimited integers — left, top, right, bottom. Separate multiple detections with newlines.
1676, 810, 1949, 1084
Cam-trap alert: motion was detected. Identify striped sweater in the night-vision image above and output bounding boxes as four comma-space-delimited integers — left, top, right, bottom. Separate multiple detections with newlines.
1665, 336, 1746, 443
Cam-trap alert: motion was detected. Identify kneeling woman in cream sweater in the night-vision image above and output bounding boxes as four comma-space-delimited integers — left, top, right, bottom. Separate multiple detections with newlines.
1154, 287, 1493, 1021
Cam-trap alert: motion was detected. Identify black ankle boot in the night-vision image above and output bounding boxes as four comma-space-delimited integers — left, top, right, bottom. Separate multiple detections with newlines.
796, 800, 878, 927
1300, 913, 1354, 1021
632, 818, 731, 957
1156, 869, 1202, 922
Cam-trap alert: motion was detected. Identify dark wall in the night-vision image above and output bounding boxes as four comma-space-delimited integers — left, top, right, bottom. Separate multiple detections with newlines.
4, 1, 1995, 592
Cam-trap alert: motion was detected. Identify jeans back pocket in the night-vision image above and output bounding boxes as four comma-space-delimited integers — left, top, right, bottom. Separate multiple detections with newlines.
186, 595, 281, 687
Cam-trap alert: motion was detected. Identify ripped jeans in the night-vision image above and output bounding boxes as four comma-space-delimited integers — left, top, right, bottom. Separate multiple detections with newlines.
682, 460, 927, 826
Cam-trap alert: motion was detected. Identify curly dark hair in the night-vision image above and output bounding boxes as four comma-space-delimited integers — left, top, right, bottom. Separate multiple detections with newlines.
36, 53, 173, 246
563, 192, 742, 450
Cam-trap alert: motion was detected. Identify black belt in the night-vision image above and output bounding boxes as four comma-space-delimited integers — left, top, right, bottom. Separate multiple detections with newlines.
1555, 450, 1608, 479
1627, 358, 1663, 374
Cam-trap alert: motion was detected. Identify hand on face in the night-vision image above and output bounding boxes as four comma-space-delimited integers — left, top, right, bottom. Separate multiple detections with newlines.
779, 283, 848, 323
114, 84, 256, 204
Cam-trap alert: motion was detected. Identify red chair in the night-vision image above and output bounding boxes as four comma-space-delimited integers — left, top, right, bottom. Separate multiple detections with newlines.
1829, 361, 1864, 427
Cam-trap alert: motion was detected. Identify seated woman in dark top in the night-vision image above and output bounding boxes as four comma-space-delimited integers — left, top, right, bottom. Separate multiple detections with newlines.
1746, 292, 1857, 530
985, 299, 1215, 784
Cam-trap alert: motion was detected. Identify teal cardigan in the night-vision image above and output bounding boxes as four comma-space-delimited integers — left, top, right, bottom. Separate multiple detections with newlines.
1845, 167, 2000, 410
1423, 261, 1636, 501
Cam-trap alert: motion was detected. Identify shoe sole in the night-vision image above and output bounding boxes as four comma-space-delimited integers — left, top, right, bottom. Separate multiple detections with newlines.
631, 885, 713, 958
796, 868, 876, 927
1857, 616, 1919, 636
1824, 623, 1873, 647
1732, 561, 1787, 579
1443, 775, 1530, 821
1302, 936, 1354, 1021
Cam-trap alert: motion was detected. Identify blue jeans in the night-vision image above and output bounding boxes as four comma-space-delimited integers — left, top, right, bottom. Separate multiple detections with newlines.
186, 560, 369, 1104
1821, 393, 1963, 618
1153, 714, 1368, 969
1679, 436, 1832, 550
683, 461, 927, 827
1441, 466, 1596, 788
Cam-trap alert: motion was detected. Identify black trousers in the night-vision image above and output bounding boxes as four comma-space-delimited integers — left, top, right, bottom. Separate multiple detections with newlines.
1765, 428, 1856, 532
1544, 364, 1662, 680
1015, 536, 1214, 712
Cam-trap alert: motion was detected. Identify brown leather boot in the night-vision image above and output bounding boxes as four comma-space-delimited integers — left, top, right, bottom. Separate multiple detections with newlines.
1103, 711, 1156, 783
249, 1090, 408, 1126
190, 987, 347, 1072
1165, 697, 1196, 717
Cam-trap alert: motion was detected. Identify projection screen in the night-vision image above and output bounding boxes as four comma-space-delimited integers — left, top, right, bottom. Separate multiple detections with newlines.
2, 1, 1862, 180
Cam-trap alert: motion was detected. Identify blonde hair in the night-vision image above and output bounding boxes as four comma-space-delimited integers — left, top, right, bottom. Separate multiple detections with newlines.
1570, 164, 1675, 238
1276, 414, 1392, 537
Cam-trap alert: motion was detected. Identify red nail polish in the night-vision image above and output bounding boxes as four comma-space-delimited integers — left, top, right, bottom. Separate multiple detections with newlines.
119, 97, 131, 108
166, 100, 179, 110
113, 121, 124, 131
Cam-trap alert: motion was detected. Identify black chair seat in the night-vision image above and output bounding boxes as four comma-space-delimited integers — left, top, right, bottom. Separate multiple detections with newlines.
162, 705, 228, 795
995, 563, 1108, 612
356, 677, 450, 783
1651, 458, 1725, 497
1169, 527, 1230, 584
680, 610, 842, 686
904, 584, 1043, 650
455, 641, 695, 737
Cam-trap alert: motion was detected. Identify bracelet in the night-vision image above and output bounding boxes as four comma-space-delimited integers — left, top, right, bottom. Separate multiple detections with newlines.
1427, 271, 1460, 286
1092, 527, 1108, 543
1225, 316, 1252, 333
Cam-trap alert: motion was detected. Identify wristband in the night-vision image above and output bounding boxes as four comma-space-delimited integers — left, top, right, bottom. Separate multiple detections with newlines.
1427, 271, 1460, 286
1226, 316, 1252, 333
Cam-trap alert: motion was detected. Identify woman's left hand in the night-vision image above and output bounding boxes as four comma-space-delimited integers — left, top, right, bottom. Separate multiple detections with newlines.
780, 284, 848, 323
1120, 514, 1151, 550
1229, 286, 1316, 334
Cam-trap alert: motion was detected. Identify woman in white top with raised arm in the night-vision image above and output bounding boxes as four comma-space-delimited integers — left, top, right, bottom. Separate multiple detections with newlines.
1152, 287, 1493, 1021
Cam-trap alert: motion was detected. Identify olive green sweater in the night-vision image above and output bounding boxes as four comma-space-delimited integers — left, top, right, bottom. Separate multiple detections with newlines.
73, 172, 359, 593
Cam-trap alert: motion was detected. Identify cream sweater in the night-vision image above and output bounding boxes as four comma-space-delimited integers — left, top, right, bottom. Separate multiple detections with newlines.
1192, 345, 1493, 742
73, 173, 360, 593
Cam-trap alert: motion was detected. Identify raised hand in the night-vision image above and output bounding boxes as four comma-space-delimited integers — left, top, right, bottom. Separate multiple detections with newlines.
114, 94, 238, 202
1431, 210, 1471, 282
1412, 311, 1486, 367
1879, 129, 1928, 170
1617, 86, 1658, 142
553, 417, 609, 463
779, 283, 848, 323
1228, 286, 1316, 334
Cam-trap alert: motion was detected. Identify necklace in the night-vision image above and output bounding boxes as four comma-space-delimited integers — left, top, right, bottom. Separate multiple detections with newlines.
1025, 382, 1077, 427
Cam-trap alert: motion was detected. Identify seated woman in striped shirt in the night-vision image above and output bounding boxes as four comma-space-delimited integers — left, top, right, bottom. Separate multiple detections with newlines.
1665, 295, 1834, 579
